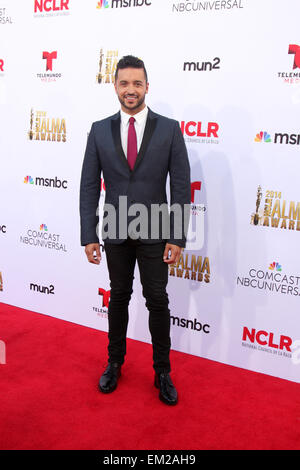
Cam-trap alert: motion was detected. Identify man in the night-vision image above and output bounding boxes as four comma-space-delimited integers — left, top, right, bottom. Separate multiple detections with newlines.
80, 55, 191, 405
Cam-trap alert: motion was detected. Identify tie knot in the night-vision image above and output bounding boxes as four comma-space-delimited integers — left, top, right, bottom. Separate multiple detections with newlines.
129, 117, 135, 125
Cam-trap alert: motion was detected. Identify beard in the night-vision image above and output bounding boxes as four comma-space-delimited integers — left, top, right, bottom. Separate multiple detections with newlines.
117, 93, 146, 112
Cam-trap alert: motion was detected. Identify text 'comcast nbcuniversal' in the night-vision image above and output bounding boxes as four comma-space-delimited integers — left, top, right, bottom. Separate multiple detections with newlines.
20, 224, 67, 252
237, 262, 300, 297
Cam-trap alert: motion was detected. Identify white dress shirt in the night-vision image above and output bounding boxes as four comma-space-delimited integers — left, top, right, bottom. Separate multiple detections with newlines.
120, 106, 148, 157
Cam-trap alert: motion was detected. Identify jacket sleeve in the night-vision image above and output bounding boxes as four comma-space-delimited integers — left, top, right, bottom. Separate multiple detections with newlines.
79, 123, 102, 246
168, 121, 191, 248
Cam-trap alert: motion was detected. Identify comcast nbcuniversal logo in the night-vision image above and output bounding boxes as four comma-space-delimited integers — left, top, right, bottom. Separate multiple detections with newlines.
237, 262, 300, 297
19, 224, 67, 252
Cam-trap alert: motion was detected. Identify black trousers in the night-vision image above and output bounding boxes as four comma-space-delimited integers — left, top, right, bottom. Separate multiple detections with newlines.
104, 237, 171, 374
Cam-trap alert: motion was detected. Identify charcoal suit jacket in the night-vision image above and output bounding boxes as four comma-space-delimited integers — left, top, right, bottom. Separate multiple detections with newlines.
80, 108, 191, 247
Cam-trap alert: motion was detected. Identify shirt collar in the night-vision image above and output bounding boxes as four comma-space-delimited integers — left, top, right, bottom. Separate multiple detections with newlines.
120, 106, 148, 126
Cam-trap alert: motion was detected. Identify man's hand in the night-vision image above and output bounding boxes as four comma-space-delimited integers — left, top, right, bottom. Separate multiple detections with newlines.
85, 243, 101, 265
163, 243, 182, 264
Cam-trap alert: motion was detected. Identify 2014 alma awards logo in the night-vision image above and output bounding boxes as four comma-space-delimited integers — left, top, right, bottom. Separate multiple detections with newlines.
251, 186, 300, 232
96, 49, 118, 84
28, 109, 66, 142
169, 250, 210, 283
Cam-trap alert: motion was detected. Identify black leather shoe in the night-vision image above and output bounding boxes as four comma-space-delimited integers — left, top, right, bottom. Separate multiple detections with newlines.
99, 362, 121, 393
154, 372, 178, 406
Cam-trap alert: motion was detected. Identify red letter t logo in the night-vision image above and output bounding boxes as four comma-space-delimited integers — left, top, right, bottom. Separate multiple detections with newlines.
191, 181, 202, 203
288, 44, 300, 69
98, 288, 111, 308
42, 51, 57, 71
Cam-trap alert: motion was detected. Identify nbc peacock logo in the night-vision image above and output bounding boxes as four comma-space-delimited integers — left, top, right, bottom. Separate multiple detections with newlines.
40, 224, 48, 231
269, 262, 282, 272
96, 0, 109, 8
255, 131, 272, 143
24, 176, 34, 185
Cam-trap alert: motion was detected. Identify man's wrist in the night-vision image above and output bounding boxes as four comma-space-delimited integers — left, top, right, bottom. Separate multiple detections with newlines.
82, 240, 99, 247
167, 240, 185, 248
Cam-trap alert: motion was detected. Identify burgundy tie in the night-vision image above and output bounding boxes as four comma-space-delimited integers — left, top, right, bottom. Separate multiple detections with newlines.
127, 117, 137, 170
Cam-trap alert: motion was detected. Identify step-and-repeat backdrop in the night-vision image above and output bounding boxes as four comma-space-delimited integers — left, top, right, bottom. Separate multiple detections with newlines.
1, 0, 300, 383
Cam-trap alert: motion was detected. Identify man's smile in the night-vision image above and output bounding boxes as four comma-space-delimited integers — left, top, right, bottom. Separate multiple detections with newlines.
125, 94, 138, 102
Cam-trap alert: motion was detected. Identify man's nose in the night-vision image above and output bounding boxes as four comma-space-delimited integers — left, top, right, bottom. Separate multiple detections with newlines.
126, 84, 136, 94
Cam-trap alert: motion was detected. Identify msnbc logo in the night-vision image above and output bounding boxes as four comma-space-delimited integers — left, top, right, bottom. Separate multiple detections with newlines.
97, 0, 109, 8
40, 224, 48, 231
269, 262, 282, 272
255, 131, 272, 143
24, 176, 34, 184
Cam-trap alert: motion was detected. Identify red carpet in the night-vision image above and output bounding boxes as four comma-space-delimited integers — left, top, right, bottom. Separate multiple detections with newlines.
0, 301, 299, 450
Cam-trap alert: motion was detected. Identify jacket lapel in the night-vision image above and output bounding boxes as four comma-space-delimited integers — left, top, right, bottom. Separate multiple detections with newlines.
111, 108, 158, 173
111, 112, 130, 172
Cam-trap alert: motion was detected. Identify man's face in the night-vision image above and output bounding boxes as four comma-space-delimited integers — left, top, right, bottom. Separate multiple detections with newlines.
114, 67, 149, 115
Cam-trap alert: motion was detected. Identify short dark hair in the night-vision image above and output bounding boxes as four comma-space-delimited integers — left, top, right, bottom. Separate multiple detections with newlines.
115, 55, 148, 82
